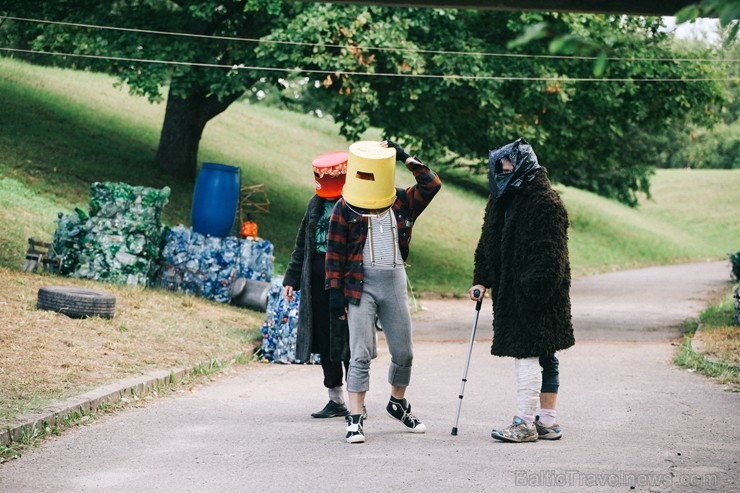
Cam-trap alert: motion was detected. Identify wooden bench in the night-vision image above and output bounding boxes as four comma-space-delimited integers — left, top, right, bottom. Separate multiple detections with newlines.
22, 238, 62, 274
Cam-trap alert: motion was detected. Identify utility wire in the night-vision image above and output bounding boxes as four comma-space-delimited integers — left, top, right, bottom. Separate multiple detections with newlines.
2, 15, 737, 64
2, 47, 737, 82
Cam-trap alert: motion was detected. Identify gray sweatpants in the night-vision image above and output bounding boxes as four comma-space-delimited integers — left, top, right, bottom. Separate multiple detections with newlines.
346, 266, 413, 393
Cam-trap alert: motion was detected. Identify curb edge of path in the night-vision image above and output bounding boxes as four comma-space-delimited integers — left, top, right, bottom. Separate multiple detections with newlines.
1, 343, 261, 449
0, 367, 189, 447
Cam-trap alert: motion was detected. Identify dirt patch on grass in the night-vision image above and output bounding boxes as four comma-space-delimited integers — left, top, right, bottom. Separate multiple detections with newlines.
697, 326, 740, 366
0, 267, 264, 427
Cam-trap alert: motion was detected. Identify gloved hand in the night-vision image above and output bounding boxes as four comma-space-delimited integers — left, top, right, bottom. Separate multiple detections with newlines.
385, 140, 411, 163
329, 288, 347, 319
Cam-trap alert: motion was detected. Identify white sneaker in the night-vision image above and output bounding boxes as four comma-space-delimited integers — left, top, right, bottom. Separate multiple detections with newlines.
345, 414, 365, 443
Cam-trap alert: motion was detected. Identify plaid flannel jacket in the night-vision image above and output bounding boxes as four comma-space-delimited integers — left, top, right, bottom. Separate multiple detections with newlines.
324, 158, 442, 305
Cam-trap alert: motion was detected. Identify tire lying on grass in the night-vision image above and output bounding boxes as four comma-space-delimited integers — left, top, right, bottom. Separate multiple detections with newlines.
37, 286, 116, 319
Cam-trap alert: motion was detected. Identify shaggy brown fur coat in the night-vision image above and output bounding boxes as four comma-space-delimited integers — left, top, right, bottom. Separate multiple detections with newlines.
473, 169, 575, 358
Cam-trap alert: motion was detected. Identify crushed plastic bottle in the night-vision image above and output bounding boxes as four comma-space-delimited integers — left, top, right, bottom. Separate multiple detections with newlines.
258, 276, 320, 365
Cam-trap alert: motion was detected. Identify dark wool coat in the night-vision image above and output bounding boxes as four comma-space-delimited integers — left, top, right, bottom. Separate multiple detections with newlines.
282, 195, 350, 363
473, 169, 575, 358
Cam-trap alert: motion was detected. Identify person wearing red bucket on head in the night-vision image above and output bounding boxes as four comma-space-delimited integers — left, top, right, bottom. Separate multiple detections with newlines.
283, 151, 354, 419
325, 140, 442, 444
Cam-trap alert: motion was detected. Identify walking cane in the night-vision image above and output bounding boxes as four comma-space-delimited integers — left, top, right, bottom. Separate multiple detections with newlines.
451, 289, 482, 436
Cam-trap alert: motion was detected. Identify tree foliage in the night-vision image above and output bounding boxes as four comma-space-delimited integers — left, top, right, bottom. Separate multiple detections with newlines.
0, 2, 731, 205
661, 37, 739, 169
0, 0, 302, 180
259, 8, 730, 206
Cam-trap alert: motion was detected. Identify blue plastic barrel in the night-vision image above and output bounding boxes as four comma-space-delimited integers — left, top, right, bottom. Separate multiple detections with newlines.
192, 163, 240, 237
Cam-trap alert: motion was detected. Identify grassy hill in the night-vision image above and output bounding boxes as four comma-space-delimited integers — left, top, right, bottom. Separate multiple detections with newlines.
1, 56, 739, 294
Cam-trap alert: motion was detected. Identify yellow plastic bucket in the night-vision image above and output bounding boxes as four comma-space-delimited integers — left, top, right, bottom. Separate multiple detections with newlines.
343, 141, 397, 209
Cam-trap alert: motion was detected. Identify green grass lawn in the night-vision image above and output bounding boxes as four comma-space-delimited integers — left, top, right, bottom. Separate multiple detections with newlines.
673, 283, 740, 390
1, 57, 739, 294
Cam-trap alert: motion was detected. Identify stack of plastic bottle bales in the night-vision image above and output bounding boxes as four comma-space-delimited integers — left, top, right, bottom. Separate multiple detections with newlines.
258, 276, 318, 364
51, 182, 170, 286
158, 224, 274, 303
51, 207, 89, 276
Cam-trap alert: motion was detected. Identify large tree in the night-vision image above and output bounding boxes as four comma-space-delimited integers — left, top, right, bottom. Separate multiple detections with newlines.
0, 0, 301, 181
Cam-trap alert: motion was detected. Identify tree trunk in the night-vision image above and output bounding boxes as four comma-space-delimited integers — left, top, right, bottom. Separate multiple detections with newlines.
155, 82, 243, 182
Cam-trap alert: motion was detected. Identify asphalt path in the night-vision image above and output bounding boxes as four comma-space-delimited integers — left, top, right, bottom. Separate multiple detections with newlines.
1, 261, 738, 493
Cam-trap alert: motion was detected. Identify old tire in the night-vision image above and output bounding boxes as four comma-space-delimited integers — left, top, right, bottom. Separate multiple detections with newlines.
37, 286, 116, 319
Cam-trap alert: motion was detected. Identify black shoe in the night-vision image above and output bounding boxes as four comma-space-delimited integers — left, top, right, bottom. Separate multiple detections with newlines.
386, 398, 426, 433
311, 400, 349, 418
346, 414, 365, 443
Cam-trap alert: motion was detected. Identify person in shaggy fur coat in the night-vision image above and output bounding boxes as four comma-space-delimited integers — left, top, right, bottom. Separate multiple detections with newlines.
469, 138, 575, 443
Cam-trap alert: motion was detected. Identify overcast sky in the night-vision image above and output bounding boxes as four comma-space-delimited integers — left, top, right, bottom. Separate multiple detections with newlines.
662, 16, 721, 43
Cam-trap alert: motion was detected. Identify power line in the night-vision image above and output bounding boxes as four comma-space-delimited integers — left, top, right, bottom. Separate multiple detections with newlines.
2, 47, 737, 82
2, 15, 737, 64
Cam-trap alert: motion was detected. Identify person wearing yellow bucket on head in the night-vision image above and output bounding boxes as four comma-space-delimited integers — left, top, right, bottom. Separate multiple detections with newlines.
325, 140, 442, 444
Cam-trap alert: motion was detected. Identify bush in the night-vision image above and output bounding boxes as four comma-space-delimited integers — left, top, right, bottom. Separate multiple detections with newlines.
665, 122, 740, 169
730, 251, 740, 281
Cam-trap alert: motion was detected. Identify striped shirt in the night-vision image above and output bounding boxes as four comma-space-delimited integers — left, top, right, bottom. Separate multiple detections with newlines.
363, 211, 402, 269
325, 158, 442, 305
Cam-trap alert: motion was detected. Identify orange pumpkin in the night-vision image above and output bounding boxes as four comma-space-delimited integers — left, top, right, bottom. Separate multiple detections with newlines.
240, 220, 258, 238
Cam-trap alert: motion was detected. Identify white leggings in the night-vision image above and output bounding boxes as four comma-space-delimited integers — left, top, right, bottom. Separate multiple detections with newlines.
515, 357, 542, 424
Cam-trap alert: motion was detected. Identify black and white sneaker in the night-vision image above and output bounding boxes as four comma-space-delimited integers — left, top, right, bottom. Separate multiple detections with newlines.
386, 398, 426, 433
345, 414, 365, 444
